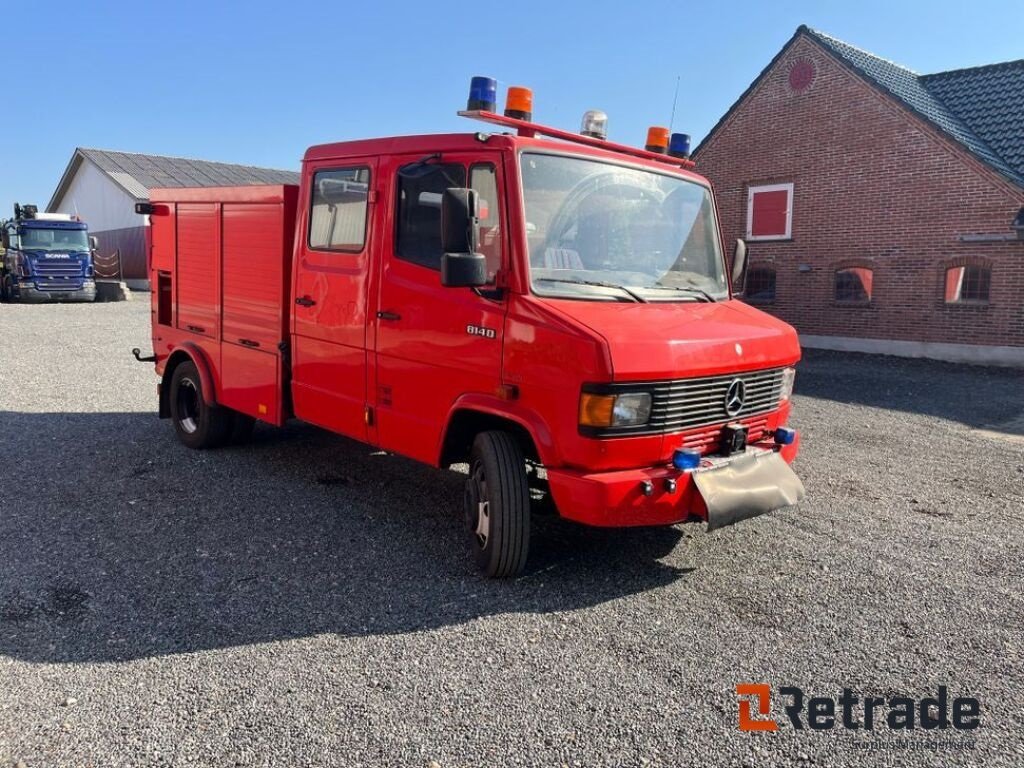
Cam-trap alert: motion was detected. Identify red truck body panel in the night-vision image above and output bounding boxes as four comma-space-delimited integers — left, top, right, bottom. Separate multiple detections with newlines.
146, 129, 801, 530
149, 185, 298, 427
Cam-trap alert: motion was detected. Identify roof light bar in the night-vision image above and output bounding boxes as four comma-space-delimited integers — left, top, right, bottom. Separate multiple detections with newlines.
504, 86, 533, 121
645, 126, 670, 154
669, 133, 691, 159
580, 110, 608, 140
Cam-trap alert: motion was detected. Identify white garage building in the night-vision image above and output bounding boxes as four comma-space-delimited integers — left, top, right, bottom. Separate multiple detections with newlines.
47, 148, 299, 283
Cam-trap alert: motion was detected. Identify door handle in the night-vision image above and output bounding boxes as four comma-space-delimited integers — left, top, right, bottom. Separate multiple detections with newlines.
295, 296, 316, 307
376, 310, 401, 321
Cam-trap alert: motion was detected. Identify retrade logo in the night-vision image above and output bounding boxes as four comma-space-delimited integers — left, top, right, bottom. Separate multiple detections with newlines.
737, 684, 778, 731
736, 684, 981, 732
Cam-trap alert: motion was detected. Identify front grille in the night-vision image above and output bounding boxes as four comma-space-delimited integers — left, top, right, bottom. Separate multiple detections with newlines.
581, 367, 786, 438
648, 368, 785, 433
34, 261, 85, 278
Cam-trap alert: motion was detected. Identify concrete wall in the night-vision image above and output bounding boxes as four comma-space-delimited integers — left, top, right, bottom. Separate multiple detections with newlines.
695, 34, 1024, 360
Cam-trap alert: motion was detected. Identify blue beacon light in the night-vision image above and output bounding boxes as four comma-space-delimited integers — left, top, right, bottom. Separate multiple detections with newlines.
467, 77, 498, 112
774, 427, 797, 446
669, 133, 691, 159
672, 448, 702, 471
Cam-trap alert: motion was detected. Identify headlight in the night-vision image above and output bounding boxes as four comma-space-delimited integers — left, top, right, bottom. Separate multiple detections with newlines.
579, 391, 652, 428
780, 367, 796, 401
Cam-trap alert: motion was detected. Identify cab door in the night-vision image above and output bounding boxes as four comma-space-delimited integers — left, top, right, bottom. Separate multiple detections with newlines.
291, 158, 377, 442
373, 153, 508, 465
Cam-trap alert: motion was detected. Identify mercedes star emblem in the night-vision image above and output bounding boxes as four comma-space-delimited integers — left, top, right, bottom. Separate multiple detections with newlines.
724, 378, 746, 416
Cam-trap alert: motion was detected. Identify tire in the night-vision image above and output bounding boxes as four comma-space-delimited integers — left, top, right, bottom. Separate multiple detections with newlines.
227, 412, 256, 445
0, 274, 12, 302
169, 360, 232, 449
464, 431, 531, 578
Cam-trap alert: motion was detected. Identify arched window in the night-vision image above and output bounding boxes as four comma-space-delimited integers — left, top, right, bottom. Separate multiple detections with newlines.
944, 265, 990, 303
835, 267, 873, 303
745, 265, 776, 301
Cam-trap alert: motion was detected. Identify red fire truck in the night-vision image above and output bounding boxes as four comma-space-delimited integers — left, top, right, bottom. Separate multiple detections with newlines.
136, 79, 805, 577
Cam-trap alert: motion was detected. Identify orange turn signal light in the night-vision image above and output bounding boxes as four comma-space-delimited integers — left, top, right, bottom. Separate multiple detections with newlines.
645, 126, 670, 153
579, 393, 615, 427
505, 86, 534, 121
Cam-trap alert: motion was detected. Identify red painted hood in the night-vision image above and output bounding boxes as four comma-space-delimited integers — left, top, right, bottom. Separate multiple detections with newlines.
540, 298, 800, 380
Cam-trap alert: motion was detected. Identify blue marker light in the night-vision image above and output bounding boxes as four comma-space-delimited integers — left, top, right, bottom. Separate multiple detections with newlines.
669, 133, 691, 159
672, 447, 702, 471
467, 76, 498, 112
774, 427, 797, 446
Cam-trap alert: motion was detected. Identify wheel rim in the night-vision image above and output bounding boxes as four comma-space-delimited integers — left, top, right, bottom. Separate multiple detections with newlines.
466, 461, 490, 548
176, 378, 200, 434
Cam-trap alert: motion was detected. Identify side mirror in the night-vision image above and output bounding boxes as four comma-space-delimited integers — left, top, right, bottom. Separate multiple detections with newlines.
731, 239, 748, 295
440, 187, 487, 288
89, 236, 98, 251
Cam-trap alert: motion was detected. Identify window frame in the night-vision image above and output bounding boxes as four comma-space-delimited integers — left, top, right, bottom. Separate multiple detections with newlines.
746, 182, 794, 241
468, 161, 503, 281
943, 264, 991, 305
744, 263, 777, 303
393, 161, 468, 272
307, 165, 372, 254
833, 266, 874, 305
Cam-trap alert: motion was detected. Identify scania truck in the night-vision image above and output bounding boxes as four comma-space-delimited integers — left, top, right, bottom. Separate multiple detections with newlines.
1, 204, 97, 302
137, 79, 805, 577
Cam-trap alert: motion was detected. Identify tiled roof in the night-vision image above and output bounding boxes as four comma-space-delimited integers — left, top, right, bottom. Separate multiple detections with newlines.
695, 26, 1024, 189
921, 60, 1024, 182
48, 148, 300, 210
803, 28, 1024, 188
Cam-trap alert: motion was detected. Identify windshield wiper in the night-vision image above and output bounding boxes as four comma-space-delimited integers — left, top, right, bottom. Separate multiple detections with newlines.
535, 277, 647, 303
648, 284, 716, 302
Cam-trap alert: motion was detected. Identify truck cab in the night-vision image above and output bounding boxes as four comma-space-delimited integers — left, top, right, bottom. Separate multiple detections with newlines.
1, 205, 97, 302
144, 83, 804, 577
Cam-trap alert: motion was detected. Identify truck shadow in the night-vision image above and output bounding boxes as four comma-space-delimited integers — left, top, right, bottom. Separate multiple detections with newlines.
796, 348, 1024, 431
0, 410, 689, 665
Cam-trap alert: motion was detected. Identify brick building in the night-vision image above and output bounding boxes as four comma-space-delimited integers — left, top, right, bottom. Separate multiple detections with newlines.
694, 26, 1024, 366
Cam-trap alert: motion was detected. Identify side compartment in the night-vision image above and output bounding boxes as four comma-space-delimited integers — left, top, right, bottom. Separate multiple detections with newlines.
218, 195, 296, 426
148, 185, 299, 426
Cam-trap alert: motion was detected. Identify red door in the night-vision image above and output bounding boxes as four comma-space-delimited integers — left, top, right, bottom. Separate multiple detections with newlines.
373, 152, 508, 465
291, 158, 378, 442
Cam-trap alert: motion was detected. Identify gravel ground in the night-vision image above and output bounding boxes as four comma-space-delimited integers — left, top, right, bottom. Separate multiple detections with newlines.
1, 299, 1022, 768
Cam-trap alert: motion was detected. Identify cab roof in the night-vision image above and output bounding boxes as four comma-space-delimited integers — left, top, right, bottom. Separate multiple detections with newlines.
15, 219, 87, 230
303, 132, 709, 185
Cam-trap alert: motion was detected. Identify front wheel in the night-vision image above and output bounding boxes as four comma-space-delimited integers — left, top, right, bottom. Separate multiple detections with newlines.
464, 431, 531, 578
0, 274, 12, 302
169, 360, 232, 449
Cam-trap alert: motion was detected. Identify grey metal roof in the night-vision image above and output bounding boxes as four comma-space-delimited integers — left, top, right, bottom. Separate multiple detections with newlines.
695, 26, 1024, 189
48, 148, 300, 210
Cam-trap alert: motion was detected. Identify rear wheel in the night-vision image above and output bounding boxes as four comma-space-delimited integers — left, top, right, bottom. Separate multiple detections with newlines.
464, 431, 530, 578
169, 360, 232, 449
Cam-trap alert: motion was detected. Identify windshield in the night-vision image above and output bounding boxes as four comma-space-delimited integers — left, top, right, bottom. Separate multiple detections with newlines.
17, 227, 89, 252
521, 153, 727, 302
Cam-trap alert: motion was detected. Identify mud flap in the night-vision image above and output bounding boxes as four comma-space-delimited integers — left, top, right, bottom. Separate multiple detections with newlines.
694, 451, 805, 531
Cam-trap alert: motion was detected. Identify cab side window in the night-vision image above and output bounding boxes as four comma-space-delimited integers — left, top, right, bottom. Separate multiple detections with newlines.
308, 167, 371, 252
395, 162, 467, 270
470, 163, 502, 281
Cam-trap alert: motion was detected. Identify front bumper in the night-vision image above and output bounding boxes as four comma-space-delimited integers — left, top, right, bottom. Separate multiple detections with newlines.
14, 281, 96, 303
546, 435, 802, 528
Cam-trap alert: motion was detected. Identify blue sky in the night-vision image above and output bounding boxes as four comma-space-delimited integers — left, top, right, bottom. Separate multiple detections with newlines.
2, 0, 1021, 214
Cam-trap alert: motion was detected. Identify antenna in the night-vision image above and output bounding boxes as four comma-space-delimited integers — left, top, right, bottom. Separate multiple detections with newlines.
669, 75, 681, 132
